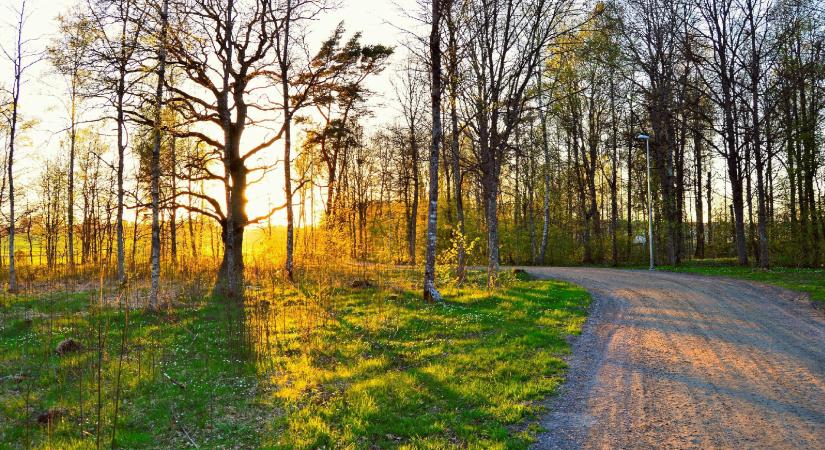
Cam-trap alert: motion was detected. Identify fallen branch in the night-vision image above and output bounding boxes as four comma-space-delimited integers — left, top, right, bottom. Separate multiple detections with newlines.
163, 372, 187, 390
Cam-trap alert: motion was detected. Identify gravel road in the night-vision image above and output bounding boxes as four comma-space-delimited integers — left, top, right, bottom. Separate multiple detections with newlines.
526, 267, 825, 450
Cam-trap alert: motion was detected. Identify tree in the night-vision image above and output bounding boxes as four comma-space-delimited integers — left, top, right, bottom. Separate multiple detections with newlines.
165, 0, 394, 297
302, 26, 393, 224
1, 0, 40, 292
276, 0, 300, 282
621, 0, 691, 266
149, 0, 169, 308
164, 0, 283, 298
423, 0, 444, 302
741, 0, 772, 268
772, 0, 823, 266
273, 0, 359, 282
550, 5, 623, 264
38, 159, 68, 269
692, 0, 749, 265
461, 0, 575, 285
88, 0, 147, 283
443, 0, 468, 279
49, 10, 94, 272
394, 61, 426, 265
535, 63, 557, 264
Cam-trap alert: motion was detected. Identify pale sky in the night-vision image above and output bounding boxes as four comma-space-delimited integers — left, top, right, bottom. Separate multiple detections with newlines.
0, 0, 420, 225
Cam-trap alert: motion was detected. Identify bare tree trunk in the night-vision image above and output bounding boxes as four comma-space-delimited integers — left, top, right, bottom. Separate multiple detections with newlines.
538, 70, 551, 264
609, 75, 619, 266
280, 0, 295, 282
5, 1, 30, 294
445, 7, 466, 281
626, 108, 633, 260
170, 136, 177, 266
451, 99, 466, 279
8, 114, 16, 294
483, 172, 500, 285
423, 0, 443, 302
115, 11, 129, 285
707, 170, 712, 253
728, 153, 748, 265
693, 124, 705, 259
25, 218, 32, 265
131, 204, 139, 268
408, 128, 419, 265
149, 0, 168, 308
68, 91, 76, 271
527, 148, 537, 262
747, 16, 769, 268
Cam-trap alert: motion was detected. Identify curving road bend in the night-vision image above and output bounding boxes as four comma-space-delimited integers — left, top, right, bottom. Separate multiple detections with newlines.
526, 267, 825, 450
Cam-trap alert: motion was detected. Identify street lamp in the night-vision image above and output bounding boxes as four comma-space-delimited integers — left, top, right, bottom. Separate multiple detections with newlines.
637, 134, 654, 271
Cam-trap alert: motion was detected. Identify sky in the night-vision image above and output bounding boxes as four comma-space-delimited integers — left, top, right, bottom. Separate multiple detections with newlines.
0, 0, 420, 225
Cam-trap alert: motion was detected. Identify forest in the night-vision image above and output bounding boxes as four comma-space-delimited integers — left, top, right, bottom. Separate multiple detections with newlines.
0, 0, 823, 447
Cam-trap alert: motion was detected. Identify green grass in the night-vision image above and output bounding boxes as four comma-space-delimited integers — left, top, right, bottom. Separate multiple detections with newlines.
1, 290, 263, 449
0, 271, 590, 449
654, 259, 825, 304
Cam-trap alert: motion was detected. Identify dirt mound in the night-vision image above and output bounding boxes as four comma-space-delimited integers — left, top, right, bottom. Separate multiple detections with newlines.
55, 338, 83, 356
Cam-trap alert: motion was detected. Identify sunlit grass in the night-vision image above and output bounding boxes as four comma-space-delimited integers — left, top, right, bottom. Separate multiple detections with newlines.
1, 269, 590, 448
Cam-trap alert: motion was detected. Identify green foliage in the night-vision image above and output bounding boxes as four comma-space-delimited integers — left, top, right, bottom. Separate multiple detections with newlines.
436, 227, 480, 285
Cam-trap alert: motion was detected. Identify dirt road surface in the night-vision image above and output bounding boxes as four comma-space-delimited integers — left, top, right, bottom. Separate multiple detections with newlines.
525, 267, 825, 450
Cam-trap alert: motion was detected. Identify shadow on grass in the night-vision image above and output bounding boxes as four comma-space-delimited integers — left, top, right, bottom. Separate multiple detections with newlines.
267, 277, 589, 448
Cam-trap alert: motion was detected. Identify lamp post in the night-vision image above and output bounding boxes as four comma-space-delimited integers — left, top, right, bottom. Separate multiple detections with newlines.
637, 134, 654, 270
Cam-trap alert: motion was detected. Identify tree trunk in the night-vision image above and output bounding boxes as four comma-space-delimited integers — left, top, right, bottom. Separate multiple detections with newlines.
707, 170, 713, 254
693, 124, 704, 259
408, 128, 419, 265
423, 0, 442, 302
149, 0, 168, 308
483, 171, 500, 286
609, 75, 618, 266
538, 70, 551, 264
68, 92, 76, 271
217, 221, 244, 299
281, 0, 295, 282
723, 82, 747, 265
215, 140, 248, 300
131, 206, 139, 268
116, 17, 129, 285
446, 12, 465, 281
626, 118, 633, 260
170, 137, 177, 265
6, 5, 25, 293
8, 103, 17, 294
730, 164, 748, 266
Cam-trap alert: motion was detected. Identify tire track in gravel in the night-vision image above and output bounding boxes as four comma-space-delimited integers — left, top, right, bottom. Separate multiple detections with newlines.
525, 267, 825, 450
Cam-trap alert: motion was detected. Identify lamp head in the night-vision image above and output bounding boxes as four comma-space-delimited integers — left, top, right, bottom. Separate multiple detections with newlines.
637, 133, 650, 140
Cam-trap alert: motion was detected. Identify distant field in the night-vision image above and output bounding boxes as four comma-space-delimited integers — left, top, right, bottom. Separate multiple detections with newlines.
654, 259, 825, 304
0, 270, 590, 448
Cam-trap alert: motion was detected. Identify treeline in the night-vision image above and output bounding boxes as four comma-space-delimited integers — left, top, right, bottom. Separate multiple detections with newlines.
0, 0, 823, 300
332, 0, 825, 282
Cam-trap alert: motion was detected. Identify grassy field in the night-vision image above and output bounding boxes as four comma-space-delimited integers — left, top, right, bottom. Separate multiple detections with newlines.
0, 270, 590, 449
655, 259, 825, 304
